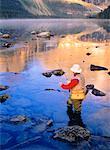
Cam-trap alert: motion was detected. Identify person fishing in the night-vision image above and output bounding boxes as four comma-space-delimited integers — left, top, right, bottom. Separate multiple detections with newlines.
60, 64, 86, 126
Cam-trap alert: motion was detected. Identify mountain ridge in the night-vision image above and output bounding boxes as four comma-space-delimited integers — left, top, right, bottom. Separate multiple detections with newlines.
0, 0, 109, 18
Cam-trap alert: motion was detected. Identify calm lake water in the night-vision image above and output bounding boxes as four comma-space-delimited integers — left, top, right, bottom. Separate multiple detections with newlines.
0, 19, 110, 150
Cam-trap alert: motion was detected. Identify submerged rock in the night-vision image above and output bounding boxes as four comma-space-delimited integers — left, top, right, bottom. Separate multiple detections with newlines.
90, 64, 108, 71
86, 84, 94, 90
92, 88, 106, 96
52, 69, 65, 76
10, 115, 27, 124
0, 94, 10, 103
42, 72, 52, 77
53, 126, 90, 143
0, 85, 9, 91
2, 34, 11, 38
47, 119, 53, 127
32, 118, 53, 133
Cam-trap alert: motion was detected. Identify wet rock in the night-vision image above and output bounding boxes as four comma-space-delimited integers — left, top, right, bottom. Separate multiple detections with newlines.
86, 84, 94, 90
37, 32, 50, 38
31, 31, 36, 35
2, 43, 11, 48
47, 119, 53, 127
2, 34, 11, 38
0, 85, 9, 91
92, 88, 106, 96
31, 118, 53, 133
86, 53, 92, 56
10, 115, 27, 124
0, 94, 10, 103
33, 118, 47, 133
53, 126, 90, 143
42, 72, 52, 78
108, 72, 110, 75
90, 64, 108, 71
52, 69, 65, 76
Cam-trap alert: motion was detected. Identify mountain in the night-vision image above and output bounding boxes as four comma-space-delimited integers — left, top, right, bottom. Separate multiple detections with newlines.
97, 6, 110, 19
0, 0, 36, 18
0, 0, 105, 18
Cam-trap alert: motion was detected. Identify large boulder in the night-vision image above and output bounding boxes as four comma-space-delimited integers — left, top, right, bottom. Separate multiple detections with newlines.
53, 126, 90, 143
90, 64, 108, 71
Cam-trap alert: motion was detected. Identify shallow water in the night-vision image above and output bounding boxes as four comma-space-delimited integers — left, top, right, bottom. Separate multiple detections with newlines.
0, 19, 110, 149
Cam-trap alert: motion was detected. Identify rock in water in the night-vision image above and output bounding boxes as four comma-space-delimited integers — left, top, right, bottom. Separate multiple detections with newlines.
2, 34, 11, 38
42, 72, 52, 77
108, 72, 110, 76
90, 64, 108, 71
2, 43, 11, 48
0, 85, 9, 91
86, 84, 94, 90
10, 115, 27, 124
31, 31, 36, 35
0, 94, 10, 103
47, 119, 53, 127
53, 126, 90, 143
86, 53, 92, 56
37, 32, 50, 38
52, 69, 65, 76
92, 88, 106, 96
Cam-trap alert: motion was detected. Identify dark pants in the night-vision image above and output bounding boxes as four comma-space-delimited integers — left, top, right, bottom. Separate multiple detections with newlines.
67, 105, 85, 127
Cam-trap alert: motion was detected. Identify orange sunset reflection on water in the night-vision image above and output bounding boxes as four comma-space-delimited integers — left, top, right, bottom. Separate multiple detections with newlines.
0, 33, 110, 92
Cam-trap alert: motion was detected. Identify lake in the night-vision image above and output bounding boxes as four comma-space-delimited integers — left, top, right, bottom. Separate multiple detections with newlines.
0, 19, 110, 150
